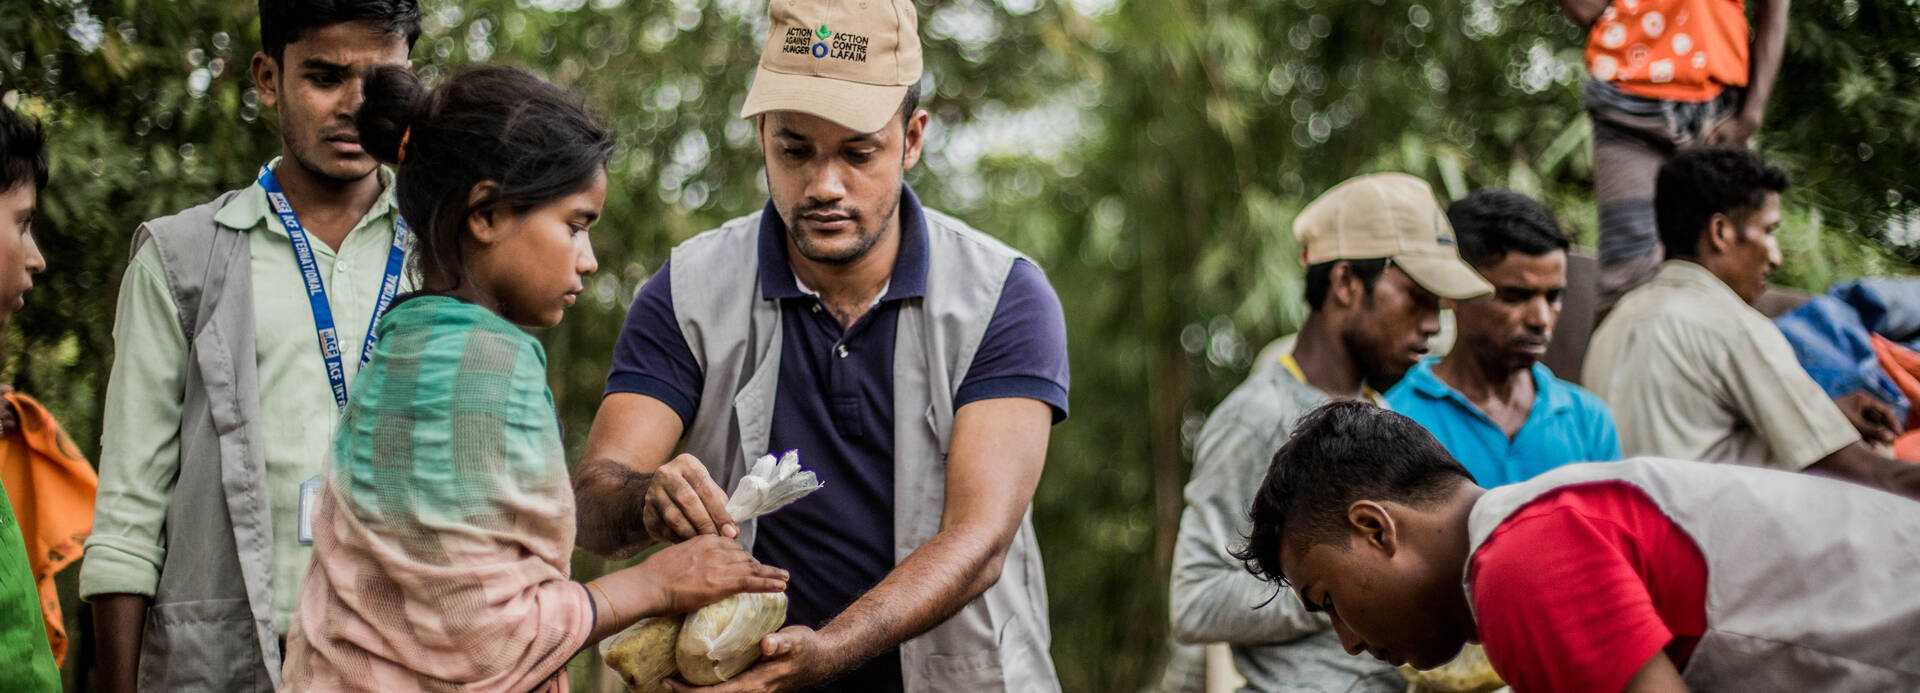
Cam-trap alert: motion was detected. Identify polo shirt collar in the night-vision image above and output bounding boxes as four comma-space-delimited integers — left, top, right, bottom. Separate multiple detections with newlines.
1530, 361, 1575, 416
214, 156, 398, 237
1408, 357, 1574, 416
757, 184, 930, 301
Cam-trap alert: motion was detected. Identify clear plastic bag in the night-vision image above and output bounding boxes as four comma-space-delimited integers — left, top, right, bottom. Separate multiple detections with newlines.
598, 615, 683, 693
675, 591, 791, 684
600, 451, 821, 689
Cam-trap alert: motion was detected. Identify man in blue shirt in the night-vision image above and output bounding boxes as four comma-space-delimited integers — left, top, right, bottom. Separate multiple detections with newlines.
1387, 189, 1619, 486
569, 0, 1069, 690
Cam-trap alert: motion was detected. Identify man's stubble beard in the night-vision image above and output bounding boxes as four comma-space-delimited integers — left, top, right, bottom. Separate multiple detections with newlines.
784, 184, 902, 266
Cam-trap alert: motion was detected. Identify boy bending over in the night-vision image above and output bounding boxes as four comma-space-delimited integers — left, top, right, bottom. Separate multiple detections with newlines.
1234, 401, 1920, 692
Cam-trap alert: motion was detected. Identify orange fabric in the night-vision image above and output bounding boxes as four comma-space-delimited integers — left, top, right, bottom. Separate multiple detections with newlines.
1585, 0, 1750, 102
0, 392, 97, 666
1867, 335, 1920, 461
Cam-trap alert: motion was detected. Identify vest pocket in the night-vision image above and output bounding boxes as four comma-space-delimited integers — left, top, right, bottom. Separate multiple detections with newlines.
921, 643, 1007, 691
139, 598, 265, 691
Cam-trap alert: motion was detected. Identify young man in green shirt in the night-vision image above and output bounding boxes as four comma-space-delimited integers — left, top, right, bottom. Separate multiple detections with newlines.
0, 105, 56, 692
81, 2, 419, 690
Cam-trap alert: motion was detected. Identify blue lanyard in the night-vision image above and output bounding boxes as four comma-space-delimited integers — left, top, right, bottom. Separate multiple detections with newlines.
256, 164, 410, 409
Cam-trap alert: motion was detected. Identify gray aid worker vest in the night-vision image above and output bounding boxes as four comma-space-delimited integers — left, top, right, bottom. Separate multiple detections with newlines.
669, 207, 1062, 692
124, 189, 283, 691
1465, 457, 1920, 691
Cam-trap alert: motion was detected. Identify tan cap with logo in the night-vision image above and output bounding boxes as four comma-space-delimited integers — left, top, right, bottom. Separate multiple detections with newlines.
740, 0, 923, 134
1292, 173, 1493, 301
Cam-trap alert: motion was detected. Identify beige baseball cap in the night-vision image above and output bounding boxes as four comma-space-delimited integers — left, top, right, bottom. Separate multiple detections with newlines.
1292, 173, 1493, 300
740, 0, 923, 134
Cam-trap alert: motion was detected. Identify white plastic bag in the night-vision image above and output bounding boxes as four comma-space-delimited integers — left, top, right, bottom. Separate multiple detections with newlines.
723, 449, 823, 521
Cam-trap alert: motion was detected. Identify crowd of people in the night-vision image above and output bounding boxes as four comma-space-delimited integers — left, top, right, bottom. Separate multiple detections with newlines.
0, 0, 1913, 691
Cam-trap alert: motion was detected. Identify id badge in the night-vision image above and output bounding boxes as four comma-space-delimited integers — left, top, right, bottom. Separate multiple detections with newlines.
298, 474, 322, 545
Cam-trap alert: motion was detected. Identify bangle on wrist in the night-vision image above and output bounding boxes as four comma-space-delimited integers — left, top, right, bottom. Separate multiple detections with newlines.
587, 581, 622, 623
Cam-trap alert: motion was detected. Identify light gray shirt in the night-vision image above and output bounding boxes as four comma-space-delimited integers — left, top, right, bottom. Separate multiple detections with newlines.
1583, 260, 1857, 469
1169, 360, 1401, 693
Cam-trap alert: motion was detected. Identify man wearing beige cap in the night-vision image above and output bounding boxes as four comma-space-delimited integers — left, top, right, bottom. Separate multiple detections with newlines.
573, 0, 1069, 691
1170, 173, 1490, 692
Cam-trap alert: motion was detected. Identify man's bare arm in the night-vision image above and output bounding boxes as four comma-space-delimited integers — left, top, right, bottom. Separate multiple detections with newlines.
1806, 441, 1920, 503
93, 593, 149, 693
1742, 0, 1789, 124
818, 397, 1050, 660
673, 398, 1053, 692
1708, 0, 1789, 144
573, 393, 692, 556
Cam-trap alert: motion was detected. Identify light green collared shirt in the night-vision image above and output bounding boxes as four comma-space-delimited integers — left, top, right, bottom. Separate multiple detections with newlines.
82, 160, 413, 634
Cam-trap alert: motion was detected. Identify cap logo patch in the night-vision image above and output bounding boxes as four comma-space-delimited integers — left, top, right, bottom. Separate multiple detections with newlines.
783, 24, 869, 62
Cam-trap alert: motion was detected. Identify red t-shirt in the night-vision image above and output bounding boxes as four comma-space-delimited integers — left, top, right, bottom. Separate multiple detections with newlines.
1468, 482, 1709, 693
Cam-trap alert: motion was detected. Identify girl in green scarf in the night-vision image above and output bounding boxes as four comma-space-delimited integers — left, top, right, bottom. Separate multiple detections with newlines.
283, 65, 787, 692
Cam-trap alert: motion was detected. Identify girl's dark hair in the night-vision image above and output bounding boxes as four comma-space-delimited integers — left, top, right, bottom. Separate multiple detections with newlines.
356, 65, 612, 291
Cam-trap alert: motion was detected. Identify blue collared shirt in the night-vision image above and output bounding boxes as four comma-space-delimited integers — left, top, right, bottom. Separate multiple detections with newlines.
1386, 359, 1621, 487
605, 186, 1069, 692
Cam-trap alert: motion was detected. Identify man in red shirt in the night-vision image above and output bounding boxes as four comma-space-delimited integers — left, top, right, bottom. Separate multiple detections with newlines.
1233, 401, 1920, 692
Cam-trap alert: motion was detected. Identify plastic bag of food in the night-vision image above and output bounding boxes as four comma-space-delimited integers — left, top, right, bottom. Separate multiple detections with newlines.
672, 451, 819, 684
676, 591, 790, 684
599, 615, 684, 693
1397, 643, 1506, 693
601, 451, 821, 688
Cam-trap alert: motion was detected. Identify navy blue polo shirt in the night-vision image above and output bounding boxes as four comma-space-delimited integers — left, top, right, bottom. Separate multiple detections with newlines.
605, 186, 1069, 692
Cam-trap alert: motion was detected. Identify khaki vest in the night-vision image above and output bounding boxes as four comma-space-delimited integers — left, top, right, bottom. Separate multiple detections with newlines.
670, 209, 1060, 692
1466, 458, 1920, 690
128, 189, 281, 690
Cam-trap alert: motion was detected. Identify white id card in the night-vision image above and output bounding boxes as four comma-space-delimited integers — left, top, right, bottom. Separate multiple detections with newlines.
298, 475, 322, 545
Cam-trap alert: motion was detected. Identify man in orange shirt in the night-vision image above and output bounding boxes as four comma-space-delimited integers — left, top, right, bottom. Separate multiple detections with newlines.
1557, 0, 1789, 312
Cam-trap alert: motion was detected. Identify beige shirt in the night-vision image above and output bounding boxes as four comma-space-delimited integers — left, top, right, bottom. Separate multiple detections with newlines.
1583, 260, 1857, 469
81, 162, 409, 634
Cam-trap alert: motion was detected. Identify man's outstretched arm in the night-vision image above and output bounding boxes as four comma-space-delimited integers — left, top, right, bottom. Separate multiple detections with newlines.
670, 397, 1053, 693
573, 392, 737, 557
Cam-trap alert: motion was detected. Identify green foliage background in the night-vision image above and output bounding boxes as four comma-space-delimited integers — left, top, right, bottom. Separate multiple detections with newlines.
2, 0, 1914, 690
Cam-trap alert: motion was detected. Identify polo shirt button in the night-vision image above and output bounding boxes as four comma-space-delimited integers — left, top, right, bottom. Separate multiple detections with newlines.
835, 344, 849, 359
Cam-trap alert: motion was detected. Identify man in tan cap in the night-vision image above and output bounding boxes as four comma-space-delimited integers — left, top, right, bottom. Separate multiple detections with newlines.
573, 0, 1069, 691
1170, 173, 1490, 691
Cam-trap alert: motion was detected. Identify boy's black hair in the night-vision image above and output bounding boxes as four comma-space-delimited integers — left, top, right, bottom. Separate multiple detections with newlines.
0, 109, 49, 194
1302, 258, 1389, 311
1656, 147, 1790, 261
1447, 188, 1569, 268
260, 0, 423, 61
356, 64, 612, 291
1232, 401, 1473, 585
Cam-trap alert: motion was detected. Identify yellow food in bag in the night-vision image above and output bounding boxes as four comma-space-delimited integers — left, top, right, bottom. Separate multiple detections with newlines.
676, 592, 790, 685
599, 616, 683, 693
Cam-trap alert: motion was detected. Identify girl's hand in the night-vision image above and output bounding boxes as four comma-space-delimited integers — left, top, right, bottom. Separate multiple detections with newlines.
625, 535, 789, 616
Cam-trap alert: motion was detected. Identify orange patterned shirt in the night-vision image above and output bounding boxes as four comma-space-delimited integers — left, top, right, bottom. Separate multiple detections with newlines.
1585, 0, 1750, 102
